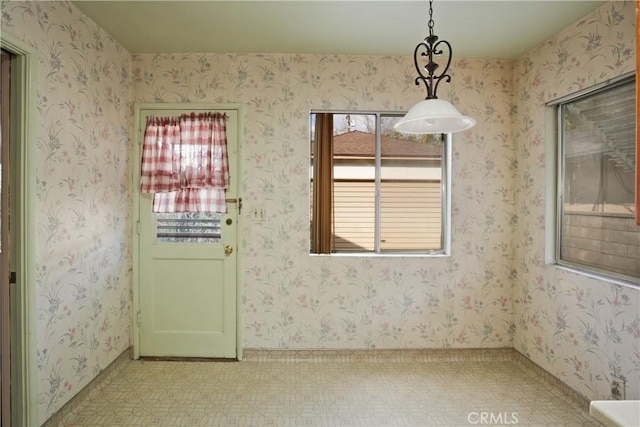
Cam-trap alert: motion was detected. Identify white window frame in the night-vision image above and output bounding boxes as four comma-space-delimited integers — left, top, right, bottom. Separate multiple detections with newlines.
310, 110, 451, 257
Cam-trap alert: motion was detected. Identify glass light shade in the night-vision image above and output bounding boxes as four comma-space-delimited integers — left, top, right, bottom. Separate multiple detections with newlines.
394, 99, 476, 134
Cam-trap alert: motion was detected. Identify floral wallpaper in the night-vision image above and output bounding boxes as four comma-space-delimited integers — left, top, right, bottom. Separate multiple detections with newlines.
512, 1, 639, 401
2, 0, 638, 424
1, 0, 133, 423
133, 55, 516, 348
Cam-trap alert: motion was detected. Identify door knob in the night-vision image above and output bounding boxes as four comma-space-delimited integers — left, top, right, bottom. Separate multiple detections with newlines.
224, 245, 233, 256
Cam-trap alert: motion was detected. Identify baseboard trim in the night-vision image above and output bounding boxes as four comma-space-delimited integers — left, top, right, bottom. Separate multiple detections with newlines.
40, 348, 131, 427
242, 347, 516, 363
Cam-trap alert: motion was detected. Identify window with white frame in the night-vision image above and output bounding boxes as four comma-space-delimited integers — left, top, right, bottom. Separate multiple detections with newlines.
554, 74, 639, 281
309, 112, 450, 255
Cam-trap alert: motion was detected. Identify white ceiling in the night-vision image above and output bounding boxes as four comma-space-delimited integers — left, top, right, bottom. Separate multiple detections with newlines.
72, 0, 608, 59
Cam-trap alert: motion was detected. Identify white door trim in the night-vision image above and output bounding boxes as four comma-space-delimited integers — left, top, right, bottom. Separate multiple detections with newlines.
0, 32, 39, 427
132, 103, 243, 360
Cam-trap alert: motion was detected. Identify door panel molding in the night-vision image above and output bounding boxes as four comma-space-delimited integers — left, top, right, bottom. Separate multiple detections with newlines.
132, 103, 242, 360
0, 32, 38, 427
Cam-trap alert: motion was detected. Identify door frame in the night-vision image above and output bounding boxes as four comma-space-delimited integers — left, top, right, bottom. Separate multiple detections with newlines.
132, 103, 244, 361
1, 46, 11, 427
0, 33, 38, 427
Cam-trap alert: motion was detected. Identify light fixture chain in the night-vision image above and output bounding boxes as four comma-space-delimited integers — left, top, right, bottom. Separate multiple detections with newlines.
428, 0, 434, 36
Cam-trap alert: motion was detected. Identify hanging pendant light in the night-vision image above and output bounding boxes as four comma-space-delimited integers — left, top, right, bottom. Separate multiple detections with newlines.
394, 0, 475, 135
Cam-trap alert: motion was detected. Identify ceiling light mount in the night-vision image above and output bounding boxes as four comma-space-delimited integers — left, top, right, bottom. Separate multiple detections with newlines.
414, 0, 452, 100
394, 0, 475, 135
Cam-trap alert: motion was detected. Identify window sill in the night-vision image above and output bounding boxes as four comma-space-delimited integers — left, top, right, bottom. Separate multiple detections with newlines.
551, 262, 640, 290
310, 252, 449, 258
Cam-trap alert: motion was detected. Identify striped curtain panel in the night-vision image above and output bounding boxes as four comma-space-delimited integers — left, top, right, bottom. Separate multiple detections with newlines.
140, 112, 229, 213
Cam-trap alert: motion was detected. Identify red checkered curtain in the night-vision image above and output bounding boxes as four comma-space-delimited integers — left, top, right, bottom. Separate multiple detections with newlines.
140, 117, 181, 194
140, 112, 230, 213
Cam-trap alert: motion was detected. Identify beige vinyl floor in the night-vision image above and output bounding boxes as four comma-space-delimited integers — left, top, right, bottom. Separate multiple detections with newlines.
58, 350, 601, 427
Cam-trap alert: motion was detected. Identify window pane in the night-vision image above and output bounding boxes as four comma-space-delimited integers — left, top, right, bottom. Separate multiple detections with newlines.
559, 79, 639, 279
380, 116, 443, 251
332, 114, 376, 252
156, 212, 222, 243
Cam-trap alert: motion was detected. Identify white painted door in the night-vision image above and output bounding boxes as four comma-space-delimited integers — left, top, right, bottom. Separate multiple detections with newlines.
137, 108, 238, 358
